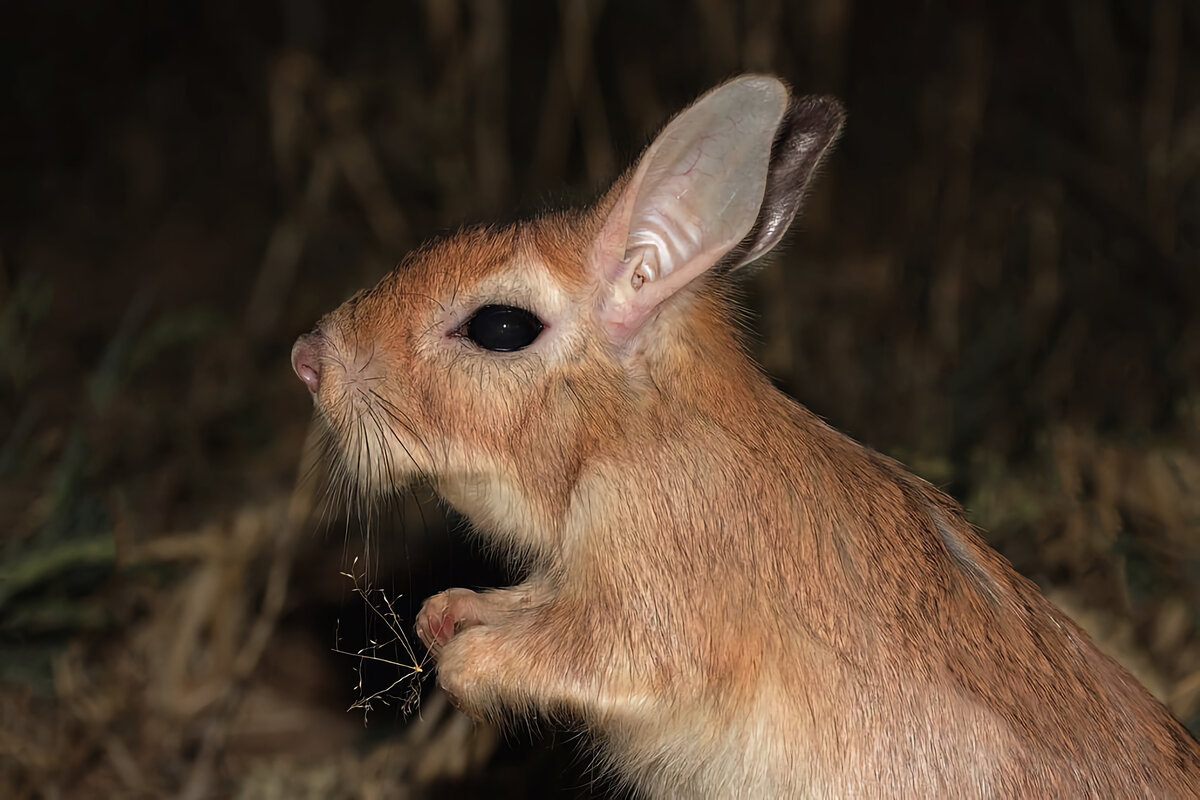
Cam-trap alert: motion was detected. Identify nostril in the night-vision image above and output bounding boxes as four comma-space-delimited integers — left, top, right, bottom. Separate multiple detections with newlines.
291, 335, 322, 394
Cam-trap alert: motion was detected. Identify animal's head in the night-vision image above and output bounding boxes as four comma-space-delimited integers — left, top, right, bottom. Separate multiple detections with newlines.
292, 75, 843, 550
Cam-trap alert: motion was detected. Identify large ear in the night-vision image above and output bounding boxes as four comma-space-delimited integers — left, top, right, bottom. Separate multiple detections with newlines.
589, 76, 844, 345
720, 95, 845, 271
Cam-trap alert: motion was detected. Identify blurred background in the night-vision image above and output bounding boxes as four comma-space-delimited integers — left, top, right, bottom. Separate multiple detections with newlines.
2, 0, 1198, 797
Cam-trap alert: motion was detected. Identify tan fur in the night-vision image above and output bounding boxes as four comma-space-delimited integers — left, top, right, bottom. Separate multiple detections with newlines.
298, 81, 1200, 798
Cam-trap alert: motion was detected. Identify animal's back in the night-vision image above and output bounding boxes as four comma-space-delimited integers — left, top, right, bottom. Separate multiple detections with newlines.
596, 386, 1200, 797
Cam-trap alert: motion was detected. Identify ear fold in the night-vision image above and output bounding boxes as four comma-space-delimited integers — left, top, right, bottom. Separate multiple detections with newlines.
720, 95, 846, 271
589, 76, 845, 345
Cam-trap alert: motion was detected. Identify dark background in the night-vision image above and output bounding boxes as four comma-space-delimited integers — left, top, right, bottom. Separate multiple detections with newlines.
2, 1, 1198, 797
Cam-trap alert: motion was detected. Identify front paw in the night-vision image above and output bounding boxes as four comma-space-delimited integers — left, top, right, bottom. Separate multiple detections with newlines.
415, 586, 541, 721
434, 626, 495, 720
416, 588, 487, 653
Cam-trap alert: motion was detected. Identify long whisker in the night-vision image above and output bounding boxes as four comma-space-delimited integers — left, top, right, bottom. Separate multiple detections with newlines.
369, 389, 437, 473
358, 390, 406, 579
305, 377, 441, 719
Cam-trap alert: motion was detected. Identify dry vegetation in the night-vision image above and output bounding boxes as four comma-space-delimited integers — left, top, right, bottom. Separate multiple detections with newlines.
1, 0, 1198, 797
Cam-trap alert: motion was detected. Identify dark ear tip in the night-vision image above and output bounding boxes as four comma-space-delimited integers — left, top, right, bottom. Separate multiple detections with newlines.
789, 95, 847, 138
716, 89, 846, 273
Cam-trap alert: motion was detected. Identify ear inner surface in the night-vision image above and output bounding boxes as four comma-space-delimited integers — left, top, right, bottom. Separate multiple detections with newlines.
593, 75, 789, 343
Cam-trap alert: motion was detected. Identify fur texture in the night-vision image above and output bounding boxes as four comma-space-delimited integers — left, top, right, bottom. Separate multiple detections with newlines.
294, 76, 1200, 798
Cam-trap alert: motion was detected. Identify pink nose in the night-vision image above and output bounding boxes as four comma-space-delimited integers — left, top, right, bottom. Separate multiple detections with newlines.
291, 333, 322, 394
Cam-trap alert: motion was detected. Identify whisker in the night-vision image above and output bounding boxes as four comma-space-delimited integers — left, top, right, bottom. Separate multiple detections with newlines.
387, 288, 447, 314
305, 380, 442, 721
369, 389, 438, 472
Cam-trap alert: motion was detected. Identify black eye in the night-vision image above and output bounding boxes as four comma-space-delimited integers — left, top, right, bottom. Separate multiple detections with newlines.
464, 305, 544, 352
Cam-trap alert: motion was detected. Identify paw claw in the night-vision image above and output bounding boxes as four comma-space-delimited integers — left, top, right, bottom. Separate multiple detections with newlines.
416, 588, 484, 653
